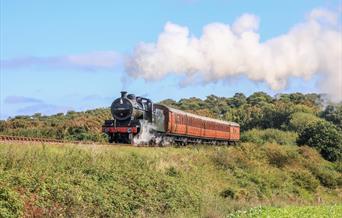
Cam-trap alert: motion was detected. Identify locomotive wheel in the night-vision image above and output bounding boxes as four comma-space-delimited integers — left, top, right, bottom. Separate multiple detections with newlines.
108, 134, 115, 143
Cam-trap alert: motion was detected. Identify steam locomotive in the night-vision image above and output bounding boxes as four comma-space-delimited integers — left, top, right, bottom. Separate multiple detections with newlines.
102, 91, 240, 145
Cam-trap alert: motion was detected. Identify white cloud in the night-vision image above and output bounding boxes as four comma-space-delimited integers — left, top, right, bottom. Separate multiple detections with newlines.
1, 51, 121, 72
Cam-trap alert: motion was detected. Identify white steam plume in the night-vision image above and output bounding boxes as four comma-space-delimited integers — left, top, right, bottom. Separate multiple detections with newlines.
133, 120, 171, 146
126, 8, 342, 102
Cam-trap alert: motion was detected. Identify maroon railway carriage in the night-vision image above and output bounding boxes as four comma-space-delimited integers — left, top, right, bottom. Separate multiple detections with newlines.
153, 104, 240, 145
102, 91, 240, 145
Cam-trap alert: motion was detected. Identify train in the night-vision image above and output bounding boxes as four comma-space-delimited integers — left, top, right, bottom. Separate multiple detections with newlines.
102, 91, 240, 145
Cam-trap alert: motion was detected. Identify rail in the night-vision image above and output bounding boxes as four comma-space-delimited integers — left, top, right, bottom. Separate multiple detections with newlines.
0, 135, 100, 145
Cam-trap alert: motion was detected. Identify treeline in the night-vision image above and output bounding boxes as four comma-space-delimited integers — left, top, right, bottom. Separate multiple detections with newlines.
0, 92, 341, 161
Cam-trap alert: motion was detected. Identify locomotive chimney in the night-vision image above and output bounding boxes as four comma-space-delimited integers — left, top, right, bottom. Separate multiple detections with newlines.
121, 91, 128, 98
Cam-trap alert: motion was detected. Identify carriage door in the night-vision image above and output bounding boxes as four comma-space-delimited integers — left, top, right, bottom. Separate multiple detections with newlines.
153, 108, 165, 132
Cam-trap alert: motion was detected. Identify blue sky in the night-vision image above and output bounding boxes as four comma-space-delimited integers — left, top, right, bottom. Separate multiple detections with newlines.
0, 0, 340, 119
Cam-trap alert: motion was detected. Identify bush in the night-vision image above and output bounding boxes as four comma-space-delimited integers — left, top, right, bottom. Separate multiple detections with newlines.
264, 144, 296, 168
0, 187, 23, 218
297, 120, 342, 162
220, 188, 236, 199
289, 112, 321, 132
211, 146, 252, 170
309, 166, 341, 188
290, 169, 319, 192
241, 129, 297, 146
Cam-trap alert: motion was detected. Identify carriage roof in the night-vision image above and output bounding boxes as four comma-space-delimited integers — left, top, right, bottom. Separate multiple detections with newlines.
155, 104, 240, 127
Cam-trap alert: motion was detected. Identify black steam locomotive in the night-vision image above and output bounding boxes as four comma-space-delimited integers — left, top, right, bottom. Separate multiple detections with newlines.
102, 91, 240, 145
102, 91, 153, 143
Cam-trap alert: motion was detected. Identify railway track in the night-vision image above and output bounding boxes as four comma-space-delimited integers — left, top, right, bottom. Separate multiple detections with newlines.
0, 135, 99, 145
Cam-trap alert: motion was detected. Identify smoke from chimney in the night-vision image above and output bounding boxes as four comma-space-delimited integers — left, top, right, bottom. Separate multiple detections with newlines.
125, 8, 342, 102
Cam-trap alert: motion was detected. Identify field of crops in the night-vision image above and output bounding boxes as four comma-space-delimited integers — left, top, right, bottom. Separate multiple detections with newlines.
0, 142, 341, 217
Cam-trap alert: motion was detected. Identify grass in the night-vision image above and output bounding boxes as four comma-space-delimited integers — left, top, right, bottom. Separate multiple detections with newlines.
228, 204, 342, 218
0, 142, 341, 217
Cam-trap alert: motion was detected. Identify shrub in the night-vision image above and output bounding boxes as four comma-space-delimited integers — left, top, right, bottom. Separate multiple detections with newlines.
241, 129, 297, 146
297, 120, 342, 162
264, 144, 295, 168
165, 166, 180, 177
298, 146, 322, 163
0, 186, 23, 218
290, 169, 319, 192
220, 188, 236, 199
309, 166, 341, 188
211, 147, 252, 170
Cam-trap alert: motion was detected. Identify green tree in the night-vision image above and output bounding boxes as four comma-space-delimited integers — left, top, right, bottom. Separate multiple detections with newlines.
178, 97, 205, 111
247, 92, 273, 106
204, 95, 229, 117
228, 93, 247, 108
289, 112, 322, 132
159, 99, 178, 108
321, 105, 342, 130
297, 120, 342, 162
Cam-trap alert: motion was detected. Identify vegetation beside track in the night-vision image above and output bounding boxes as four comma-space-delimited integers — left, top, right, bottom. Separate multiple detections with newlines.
1, 92, 341, 216
1, 142, 341, 217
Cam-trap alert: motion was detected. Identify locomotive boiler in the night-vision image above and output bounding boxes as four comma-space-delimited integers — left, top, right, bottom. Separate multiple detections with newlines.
102, 91, 240, 145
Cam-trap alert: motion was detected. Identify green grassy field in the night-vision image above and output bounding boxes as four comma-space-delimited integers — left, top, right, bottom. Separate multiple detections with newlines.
0, 142, 341, 217
228, 204, 342, 218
